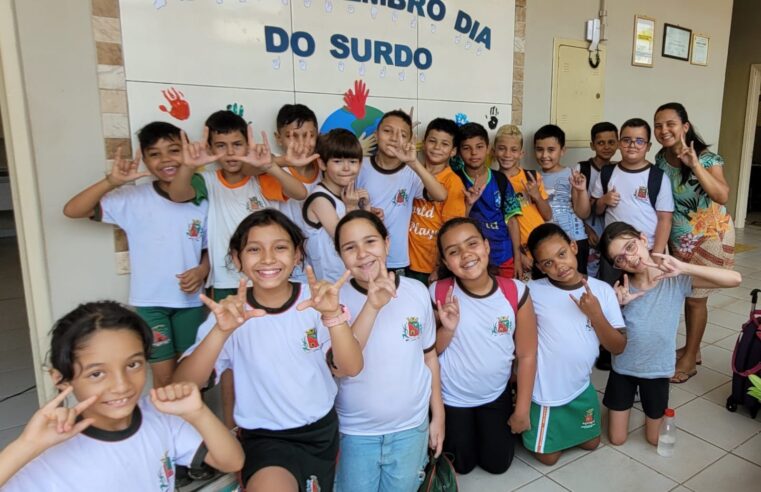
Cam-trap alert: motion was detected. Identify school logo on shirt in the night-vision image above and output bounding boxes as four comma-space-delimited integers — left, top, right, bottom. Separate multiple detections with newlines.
393, 189, 409, 206
634, 186, 649, 202
302, 328, 320, 351
492, 316, 512, 336
186, 219, 203, 240
402, 317, 421, 341
152, 325, 170, 347
306, 475, 321, 492
581, 408, 596, 429
157, 452, 174, 491
247, 196, 264, 211
516, 192, 532, 208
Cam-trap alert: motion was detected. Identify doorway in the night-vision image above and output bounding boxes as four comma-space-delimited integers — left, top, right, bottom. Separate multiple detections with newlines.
735, 64, 761, 228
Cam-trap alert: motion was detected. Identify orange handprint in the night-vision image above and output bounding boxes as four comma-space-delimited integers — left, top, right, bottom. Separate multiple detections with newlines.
158, 87, 190, 121
343, 80, 369, 119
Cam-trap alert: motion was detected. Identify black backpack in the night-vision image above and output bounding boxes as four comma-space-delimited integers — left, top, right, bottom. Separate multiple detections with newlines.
600, 163, 664, 209
726, 288, 761, 418
577, 159, 594, 192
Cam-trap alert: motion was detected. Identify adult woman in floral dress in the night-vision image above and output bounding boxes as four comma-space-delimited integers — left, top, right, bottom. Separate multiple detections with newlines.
653, 102, 734, 383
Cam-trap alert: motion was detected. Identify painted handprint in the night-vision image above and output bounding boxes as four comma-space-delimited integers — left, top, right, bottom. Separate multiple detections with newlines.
487, 106, 499, 129
158, 87, 190, 121
226, 102, 244, 117
344, 80, 369, 119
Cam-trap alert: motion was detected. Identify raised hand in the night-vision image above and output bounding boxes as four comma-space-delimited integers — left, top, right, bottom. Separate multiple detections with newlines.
436, 284, 460, 331
643, 253, 686, 281
464, 173, 487, 206
524, 171, 541, 201
17, 387, 97, 452
366, 261, 397, 310
199, 279, 266, 333
296, 266, 351, 316
407, 105, 421, 131
387, 131, 418, 164
150, 382, 204, 418
613, 274, 646, 306
177, 128, 224, 168
370, 207, 384, 221
603, 185, 620, 207
238, 125, 274, 171
342, 181, 370, 211
569, 279, 603, 320
677, 135, 700, 169
106, 146, 150, 186
284, 138, 320, 168
569, 169, 587, 192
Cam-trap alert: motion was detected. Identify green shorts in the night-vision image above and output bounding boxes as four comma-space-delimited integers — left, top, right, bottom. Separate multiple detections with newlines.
136, 306, 207, 363
209, 287, 237, 303
522, 383, 600, 454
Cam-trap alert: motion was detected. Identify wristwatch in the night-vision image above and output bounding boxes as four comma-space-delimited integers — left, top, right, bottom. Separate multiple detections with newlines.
322, 304, 350, 328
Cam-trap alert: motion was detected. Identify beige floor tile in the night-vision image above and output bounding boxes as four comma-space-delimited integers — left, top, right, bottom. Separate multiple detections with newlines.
613, 428, 724, 483
698, 345, 733, 376
707, 293, 738, 309
590, 368, 608, 392
548, 446, 676, 492
675, 398, 761, 450
514, 443, 590, 473
719, 298, 754, 316
697, 322, 735, 344
676, 367, 729, 396
707, 308, 751, 331
722, 285, 753, 301
701, 381, 732, 408
732, 432, 761, 466
713, 332, 739, 351
514, 477, 568, 491
668, 487, 693, 492
456, 456, 541, 491
684, 454, 761, 491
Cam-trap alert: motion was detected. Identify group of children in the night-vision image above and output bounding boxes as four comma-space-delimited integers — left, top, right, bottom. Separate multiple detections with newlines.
0, 104, 743, 492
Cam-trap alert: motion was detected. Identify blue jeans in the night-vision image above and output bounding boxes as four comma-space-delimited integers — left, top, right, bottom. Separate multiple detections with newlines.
335, 419, 429, 492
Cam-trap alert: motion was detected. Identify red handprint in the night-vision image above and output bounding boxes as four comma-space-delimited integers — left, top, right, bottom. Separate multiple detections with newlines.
343, 80, 369, 120
158, 87, 190, 121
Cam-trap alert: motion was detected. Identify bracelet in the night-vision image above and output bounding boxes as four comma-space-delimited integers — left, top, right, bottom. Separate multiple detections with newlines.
321, 304, 350, 328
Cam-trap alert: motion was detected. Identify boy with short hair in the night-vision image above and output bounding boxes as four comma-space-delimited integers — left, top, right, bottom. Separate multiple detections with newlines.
577, 122, 618, 278
493, 124, 552, 279
534, 124, 591, 274
451, 122, 522, 278
406, 118, 466, 284
356, 109, 447, 274
591, 118, 673, 256
63, 121, 210, 388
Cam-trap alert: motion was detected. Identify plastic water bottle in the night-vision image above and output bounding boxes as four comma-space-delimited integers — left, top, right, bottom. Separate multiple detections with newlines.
657, 408, 676, 457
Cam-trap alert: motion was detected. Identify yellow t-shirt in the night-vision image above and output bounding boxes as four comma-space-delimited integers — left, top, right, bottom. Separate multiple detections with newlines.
505, 168, 548, 247
408, 167, 466, 274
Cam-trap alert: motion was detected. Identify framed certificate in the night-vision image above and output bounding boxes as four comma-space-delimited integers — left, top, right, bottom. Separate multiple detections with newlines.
662, 23, 691, 61
632, 15, 656, 67
690, 33, 710, 66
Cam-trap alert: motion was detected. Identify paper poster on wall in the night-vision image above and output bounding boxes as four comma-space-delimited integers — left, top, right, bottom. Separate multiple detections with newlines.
119, 0, 514, 141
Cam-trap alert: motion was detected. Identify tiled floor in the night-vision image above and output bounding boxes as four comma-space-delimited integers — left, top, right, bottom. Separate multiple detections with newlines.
457, 225, 761, 492
2, 227, 761, 491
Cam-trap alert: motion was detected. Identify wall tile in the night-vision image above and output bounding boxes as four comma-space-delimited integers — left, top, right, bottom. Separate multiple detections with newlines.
97, 64, 126, 90
91, 16, 121, 44
92, 0, 120, 18
96, 42, 123, 65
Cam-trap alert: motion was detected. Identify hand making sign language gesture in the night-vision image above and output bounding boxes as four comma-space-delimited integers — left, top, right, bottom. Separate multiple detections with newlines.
613, 273, 647, 306
676, 134, 701, 170
523, 170, 542, 202
284, 138, 320, 168
569, 279, 604, 320
105, 146, 151, 187
199, 279, 267, 332
386, 128, 418, 165
238, 125, 275, 172
365, 261, 397, 310
177, 128, 225, 169
569, 169, 587, 192
435, 284, 460, 332
296, 266, 352, 317
464, 171, 487, 207
342, 181, 370, 212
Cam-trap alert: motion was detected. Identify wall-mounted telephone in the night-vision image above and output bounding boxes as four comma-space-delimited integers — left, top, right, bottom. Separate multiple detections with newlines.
585, 18, 601, 68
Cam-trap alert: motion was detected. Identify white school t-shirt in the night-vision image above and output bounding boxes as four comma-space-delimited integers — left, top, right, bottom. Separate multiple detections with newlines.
184, 283, 336, 430
337, 277, 435, 435
356, 157, 424, 268
430, 278, 528, 407
201, 168, 276, 289
98, 182, 208, 308
302, 184, 347, 282
3, 397, 203, 492
590, 164, 674, 246
528, 277, 625, 406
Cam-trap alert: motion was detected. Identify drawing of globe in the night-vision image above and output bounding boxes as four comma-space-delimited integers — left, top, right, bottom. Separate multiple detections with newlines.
320, 105, 384, 138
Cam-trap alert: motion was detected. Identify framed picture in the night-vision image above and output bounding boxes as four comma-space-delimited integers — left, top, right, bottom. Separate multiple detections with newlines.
632, 15, 656, 67
690, 33, 710, 66
662, 23, 691, 61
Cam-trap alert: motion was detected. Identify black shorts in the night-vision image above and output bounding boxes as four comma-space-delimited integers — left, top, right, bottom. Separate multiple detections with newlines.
239, 408, 339, 492
602, 370, 669, 419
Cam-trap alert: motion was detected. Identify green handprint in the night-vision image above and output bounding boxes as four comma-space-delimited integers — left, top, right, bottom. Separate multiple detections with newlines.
226, 103, 244, 117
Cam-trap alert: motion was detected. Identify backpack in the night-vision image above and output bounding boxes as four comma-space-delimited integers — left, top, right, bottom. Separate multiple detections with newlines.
600, 163, 664, 209
452, 167, 514, 215
434, 276, 519, 318
577, 160, 593, 192
726, 288, 761, 419
417, 450, 458, 492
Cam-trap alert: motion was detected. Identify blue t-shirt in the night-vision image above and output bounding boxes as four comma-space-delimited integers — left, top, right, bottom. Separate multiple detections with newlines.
613, 274, 693, 378
541, 167, 587, 241
457, 168, 521, 265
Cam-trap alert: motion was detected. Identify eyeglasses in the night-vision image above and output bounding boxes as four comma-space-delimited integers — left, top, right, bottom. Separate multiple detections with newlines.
620, 137, 648, 148
613, 239, 639, 267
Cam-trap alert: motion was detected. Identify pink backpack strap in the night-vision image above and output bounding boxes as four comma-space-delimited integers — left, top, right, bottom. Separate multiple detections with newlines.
434, 277, 455, 307
495, 276, 519, 316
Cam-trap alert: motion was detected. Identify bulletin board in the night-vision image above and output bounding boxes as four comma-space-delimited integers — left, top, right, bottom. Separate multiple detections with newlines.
118, 0, 516, 142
